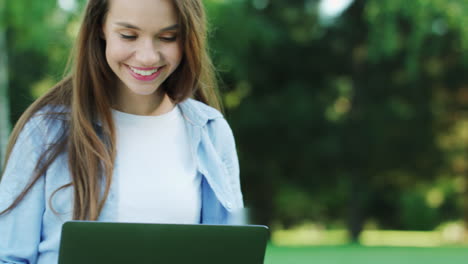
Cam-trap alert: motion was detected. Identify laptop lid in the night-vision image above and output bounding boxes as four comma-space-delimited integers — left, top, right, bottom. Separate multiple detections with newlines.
58, 221, 269, 264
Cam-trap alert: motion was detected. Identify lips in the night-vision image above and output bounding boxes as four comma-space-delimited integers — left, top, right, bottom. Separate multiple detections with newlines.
126, 65, 163, 81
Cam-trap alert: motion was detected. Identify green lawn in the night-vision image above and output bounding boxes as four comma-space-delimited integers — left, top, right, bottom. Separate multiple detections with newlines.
264, 244, 468, 264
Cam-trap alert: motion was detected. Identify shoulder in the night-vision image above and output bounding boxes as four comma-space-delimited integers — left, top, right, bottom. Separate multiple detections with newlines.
19, 104, 69, 145
179, 98, 236, 150
32, 104, 68, 128
2, 105, 69, 182
178, 98, 223, 126
185, 98, 223, 117
180, 99, 233, 137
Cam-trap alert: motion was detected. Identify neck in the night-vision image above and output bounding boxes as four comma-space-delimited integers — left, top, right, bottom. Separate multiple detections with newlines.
113, 87, 175, 116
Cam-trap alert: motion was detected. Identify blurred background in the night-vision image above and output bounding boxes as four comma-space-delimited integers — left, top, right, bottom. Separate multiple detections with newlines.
2, 0, 468, 263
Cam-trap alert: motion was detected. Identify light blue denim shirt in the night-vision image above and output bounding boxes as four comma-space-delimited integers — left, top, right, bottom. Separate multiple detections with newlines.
0, 98, 244, 264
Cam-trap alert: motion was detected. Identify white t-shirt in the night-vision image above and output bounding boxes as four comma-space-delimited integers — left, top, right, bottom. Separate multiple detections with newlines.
112, 105, 201, 224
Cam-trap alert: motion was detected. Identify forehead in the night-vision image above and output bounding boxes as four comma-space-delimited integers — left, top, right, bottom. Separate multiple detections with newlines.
106, 0, 178, 29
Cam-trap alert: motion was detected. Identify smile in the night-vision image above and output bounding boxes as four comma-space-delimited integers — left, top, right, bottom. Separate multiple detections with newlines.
129, 66, 160, 76
126, 65, 163, 81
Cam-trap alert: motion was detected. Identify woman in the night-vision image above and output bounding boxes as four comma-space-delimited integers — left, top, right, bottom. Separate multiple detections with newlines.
0, 0, 244, 263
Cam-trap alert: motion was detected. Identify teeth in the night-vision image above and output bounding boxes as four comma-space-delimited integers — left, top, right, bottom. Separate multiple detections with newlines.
129, 66, 159, 76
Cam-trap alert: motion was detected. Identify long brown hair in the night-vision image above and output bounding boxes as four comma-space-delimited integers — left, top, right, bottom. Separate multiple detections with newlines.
0, 0, 221, 220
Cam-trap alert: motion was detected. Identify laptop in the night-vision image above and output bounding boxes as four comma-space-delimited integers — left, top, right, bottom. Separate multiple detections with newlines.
58, 221, 269, 264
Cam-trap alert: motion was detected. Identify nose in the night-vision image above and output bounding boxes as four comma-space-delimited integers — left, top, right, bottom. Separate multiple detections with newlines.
135, 39, 161, 66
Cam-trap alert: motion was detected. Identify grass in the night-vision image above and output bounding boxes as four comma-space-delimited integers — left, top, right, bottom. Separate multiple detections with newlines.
271, 223, 468, 247
264, 244, 468, 264
264, 224, 468, 263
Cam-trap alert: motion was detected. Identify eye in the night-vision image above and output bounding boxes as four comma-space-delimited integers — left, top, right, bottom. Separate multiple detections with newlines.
159, 36, 177, 42
120, 34, 137, 40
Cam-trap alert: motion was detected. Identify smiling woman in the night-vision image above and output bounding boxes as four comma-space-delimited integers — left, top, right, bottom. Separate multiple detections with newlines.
0, 0, 243, 263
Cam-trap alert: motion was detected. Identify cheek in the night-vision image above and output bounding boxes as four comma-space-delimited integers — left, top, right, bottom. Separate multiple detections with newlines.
105, 38, 133, 65
166, 45, 183, 68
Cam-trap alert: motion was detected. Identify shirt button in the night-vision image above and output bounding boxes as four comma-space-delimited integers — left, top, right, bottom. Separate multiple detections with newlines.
226, 202, 233, 209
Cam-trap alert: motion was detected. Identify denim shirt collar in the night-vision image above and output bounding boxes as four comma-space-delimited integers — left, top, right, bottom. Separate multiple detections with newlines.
178, 98, 222, 127
92, 98, 221, 128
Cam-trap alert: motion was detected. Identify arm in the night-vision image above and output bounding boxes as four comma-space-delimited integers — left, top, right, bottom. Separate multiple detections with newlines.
0, 117, 47, 264
207, 117, 245, 224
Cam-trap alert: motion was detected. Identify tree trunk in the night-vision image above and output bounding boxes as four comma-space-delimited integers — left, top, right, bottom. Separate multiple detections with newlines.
0, 1, 11, 172
347, 172, 366, 243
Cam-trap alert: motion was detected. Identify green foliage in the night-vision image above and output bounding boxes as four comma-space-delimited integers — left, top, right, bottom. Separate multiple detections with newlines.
399, 189, 439, 230
5, 0, 84, 123
365, 0, 468, 76
6, 0, 58, 52
205, 0, 468, 239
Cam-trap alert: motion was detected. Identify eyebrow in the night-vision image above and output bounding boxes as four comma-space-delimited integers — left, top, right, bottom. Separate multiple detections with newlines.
115, 22, 179, 32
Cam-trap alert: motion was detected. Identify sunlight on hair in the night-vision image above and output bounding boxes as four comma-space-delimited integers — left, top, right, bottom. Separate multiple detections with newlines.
59, 0, 77, 12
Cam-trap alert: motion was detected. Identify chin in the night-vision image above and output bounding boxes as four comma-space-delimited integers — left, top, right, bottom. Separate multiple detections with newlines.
130, 88, 159, 96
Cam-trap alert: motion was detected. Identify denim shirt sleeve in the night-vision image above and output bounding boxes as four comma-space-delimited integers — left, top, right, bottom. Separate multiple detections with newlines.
0, 116, 47, 264
206, 117, 245, 224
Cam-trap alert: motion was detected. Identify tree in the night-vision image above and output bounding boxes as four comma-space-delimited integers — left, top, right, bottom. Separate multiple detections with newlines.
208, 0, 468, 243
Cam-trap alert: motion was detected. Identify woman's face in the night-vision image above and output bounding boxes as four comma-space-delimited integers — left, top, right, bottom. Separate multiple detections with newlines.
102, 0, 182, 98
